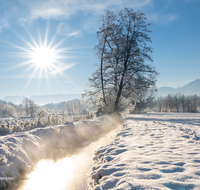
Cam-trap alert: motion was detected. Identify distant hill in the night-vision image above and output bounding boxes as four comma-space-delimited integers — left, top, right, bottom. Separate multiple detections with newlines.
0, 100, 18, 108
29, 94, 81, 105
157, 79, 200, 97
2, 96, 26, 105
41, 101, 66, 111
1, 94, 81, 105
41, 99, 80, 111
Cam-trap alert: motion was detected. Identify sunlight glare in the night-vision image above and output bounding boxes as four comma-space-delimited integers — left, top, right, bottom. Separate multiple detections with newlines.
22, 158, 75, 190
31, 47, 55, 68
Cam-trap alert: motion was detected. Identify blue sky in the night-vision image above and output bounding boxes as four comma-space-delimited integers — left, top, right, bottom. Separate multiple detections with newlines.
0, 0, 200, 99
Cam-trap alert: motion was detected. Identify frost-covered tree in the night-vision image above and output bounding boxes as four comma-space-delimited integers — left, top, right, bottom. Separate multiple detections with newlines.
52, 107, 59, 115
179, 94, 186, 112
0, 105, 15, 117
63, 101, 72, 116
156, 97, 163, 112
83, 8, 158, 114
16, 103, 24, 117
21, 98, 38, 117
43, 107, 51, 113
155, 94, 200, 113
63, 99, 86, 120
173, 94, 180, 112
132, 88, 156, 114
36, 109, 48, 127
29, 99, 38, 117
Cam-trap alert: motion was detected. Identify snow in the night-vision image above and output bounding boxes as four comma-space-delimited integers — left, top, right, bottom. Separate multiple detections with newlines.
0, 116, 67, 135
0, 115, 118, 189
1, 112, 200, 190
87, 113, 200, 190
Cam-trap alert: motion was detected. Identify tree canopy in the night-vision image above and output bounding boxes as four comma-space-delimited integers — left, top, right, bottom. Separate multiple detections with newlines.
83, 8, 158, 114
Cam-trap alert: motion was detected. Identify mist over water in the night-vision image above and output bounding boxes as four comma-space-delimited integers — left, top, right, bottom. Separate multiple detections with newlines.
16, 115, 121, 190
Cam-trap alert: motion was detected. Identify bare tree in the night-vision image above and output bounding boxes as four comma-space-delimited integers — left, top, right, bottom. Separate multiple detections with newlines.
63, 102, 71, 116
156, 94, 200, 113
156, 97, 163, 112
83, 8, 158, 114
29, 99, 38, 117
174, 94, 180, 112
22, 98, 29, 117
0, 105, 15, 117
21, 98, 38, 117
36, 110, 48, 127
16, 103, 24, 117
52, 107, 59, 115
132, 88, 156, 113
179, 94, 186, 112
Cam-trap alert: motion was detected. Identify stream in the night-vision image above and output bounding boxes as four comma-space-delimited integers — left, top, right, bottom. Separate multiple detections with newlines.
16, 127, 120, 190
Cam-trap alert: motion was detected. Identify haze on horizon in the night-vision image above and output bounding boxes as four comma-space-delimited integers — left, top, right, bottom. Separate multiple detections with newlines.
0, 0, 200, 99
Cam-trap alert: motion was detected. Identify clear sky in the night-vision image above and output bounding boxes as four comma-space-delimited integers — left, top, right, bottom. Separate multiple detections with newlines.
0, 0, 200, 99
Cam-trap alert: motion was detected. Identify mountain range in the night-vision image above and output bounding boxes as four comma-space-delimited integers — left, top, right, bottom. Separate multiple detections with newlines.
157, 79, 200, 97
1, 94, 81, 106
1, 79, 200, 106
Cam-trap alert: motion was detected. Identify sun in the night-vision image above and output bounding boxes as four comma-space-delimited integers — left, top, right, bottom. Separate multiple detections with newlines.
30, 46, 55, 69
0, 21, 80, 95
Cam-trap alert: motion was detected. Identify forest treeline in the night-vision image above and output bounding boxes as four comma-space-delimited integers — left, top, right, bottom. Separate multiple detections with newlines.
0, 98, 92, 122
156, 94, 200, 113
1, 93, 200, 121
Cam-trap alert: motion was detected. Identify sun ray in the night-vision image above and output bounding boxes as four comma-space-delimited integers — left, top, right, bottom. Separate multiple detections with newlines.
37, 22, 43, 47
44, 21, 50, 48
0, 59, 35, 74
0, 21, 83, 97
0, 39, 32, 53
44, 68, 51, 95
16, 63, 40, 79
21, 65, 41, 95
51, 36, 68, 50
12, 30, 35, 49
24, 27, 40, 48
47, 33, 57, 49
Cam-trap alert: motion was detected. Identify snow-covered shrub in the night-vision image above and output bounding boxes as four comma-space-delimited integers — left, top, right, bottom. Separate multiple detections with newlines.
0, 126, 9, 135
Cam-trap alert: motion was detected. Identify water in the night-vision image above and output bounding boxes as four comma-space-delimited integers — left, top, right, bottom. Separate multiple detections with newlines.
17, 128, 119, 190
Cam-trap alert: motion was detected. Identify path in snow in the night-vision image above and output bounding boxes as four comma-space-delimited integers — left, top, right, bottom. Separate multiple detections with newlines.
88, 113, 200, 190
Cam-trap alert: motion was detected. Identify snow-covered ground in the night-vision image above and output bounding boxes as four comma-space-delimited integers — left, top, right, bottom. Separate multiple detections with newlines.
0, 115, 119, 189
0, 115, 68, 135
88, 113, 200, 190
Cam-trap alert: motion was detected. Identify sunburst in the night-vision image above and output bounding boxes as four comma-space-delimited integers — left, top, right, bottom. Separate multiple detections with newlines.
30, 46, 56, 69
0, 21, 79, 95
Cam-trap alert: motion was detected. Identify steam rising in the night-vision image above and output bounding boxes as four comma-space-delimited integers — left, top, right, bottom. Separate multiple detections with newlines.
2, 114, 122, 190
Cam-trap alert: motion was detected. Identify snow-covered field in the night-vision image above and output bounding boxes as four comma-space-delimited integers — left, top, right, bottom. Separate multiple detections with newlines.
0, 115, 119, 189
1, 113, 200, 190
88, 113, 200, 190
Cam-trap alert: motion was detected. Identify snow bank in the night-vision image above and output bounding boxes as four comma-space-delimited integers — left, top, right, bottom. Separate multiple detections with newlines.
88, 113, 200, 190
0, 115, 119, 189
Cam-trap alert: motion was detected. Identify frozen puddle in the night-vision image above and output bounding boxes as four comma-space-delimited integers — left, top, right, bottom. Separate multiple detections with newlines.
17, 128, 119, 190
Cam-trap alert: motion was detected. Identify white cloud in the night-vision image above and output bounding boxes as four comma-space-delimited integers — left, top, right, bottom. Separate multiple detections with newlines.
49, 62, 77, 75
148, 13, 179, 25
0, 0, 180, 30
65, 80, 75, 85
56, 22, 81, 37
3, 0, 153, 23
0, 20, 7, 32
